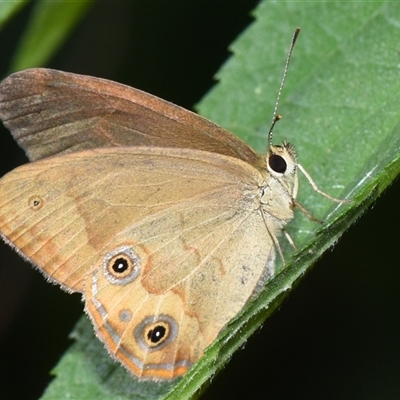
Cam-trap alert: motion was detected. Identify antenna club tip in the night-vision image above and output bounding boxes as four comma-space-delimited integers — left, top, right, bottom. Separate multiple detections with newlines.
293, 28, 301, 43
276, 114, 283, 121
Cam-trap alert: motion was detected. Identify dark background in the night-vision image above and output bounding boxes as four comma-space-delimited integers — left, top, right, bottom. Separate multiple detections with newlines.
0, 2, 399, 399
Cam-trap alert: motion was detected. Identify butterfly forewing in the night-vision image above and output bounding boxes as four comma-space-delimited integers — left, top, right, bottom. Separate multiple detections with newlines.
0, 69, 258, 164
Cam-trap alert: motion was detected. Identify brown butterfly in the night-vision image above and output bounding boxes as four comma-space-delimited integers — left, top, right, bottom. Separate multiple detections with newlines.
0, 29, 344, 380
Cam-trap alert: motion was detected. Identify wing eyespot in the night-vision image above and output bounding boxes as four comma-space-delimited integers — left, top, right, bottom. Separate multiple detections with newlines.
102, 246, 141, 285
134, 315, 178, 352
28, 195, 44, 211
119, 309, 133, 322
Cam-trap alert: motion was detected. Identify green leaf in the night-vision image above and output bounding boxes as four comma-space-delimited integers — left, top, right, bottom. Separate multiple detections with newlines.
0, 0, 27, 30
41, 318, 174, 400
10, 0, 93, 72
37, 1, 400, 398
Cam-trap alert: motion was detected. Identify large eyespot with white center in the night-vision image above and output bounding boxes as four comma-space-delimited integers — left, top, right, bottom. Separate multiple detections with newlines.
134, 315, 178, 352
102, 246, 141, 285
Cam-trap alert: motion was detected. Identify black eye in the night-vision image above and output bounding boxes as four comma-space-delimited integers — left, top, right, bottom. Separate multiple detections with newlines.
269, 154, 287, 173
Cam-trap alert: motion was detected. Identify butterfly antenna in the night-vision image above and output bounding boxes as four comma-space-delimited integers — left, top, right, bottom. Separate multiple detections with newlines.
268, 27, 300, 147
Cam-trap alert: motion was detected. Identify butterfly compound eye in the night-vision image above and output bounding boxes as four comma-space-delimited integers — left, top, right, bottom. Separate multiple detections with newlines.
268, 154, 287, 173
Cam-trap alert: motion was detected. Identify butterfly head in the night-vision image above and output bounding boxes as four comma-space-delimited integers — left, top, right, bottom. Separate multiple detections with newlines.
266, 141, 297, 178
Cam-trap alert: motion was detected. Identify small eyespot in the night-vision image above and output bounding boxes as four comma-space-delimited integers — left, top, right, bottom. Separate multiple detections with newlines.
134, 315, 178, 352
28, 196, 44, 211
119, 309, 133, 322
102, 246, 140, 285
268, 154, 287, 173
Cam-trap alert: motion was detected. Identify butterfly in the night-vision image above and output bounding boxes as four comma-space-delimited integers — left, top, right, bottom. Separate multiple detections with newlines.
0, 29, 344, 380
